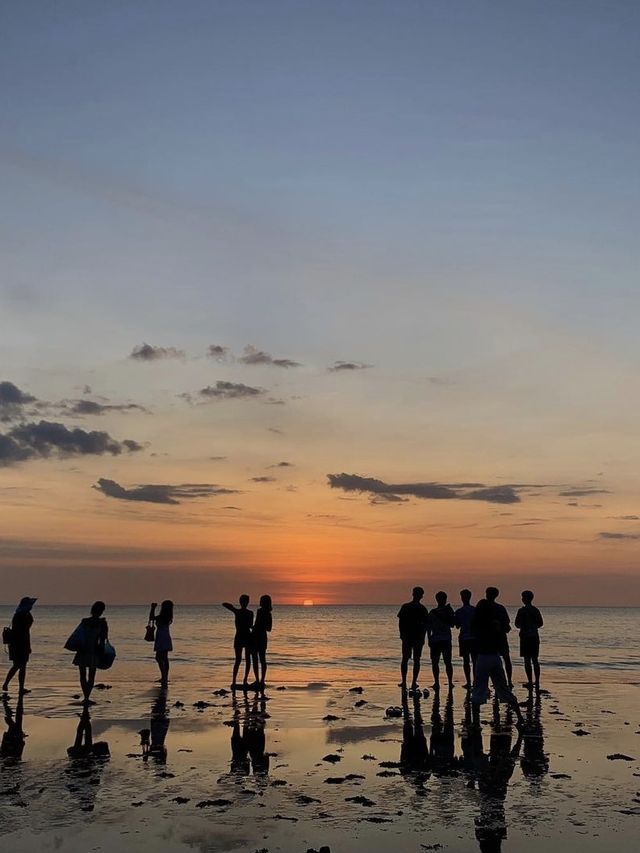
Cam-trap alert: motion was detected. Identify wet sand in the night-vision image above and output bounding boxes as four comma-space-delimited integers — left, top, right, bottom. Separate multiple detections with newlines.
1, 673, 639, 852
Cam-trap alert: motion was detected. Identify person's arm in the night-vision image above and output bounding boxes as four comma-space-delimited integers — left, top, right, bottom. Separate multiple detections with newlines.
222, 602, 237, 614
536, 607, 543, 628
446, 605, 455, 627
454, 609, 461, 629
149, 603, 157, 623
515, 608, 522, 629
266, 614, 272, 632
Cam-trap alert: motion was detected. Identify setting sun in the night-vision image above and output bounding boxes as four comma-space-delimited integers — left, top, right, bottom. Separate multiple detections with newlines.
303, 600, 315, 606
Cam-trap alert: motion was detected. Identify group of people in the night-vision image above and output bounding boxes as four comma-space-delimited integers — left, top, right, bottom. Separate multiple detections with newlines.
398, 586, 543, 725
2, 593, 275, 703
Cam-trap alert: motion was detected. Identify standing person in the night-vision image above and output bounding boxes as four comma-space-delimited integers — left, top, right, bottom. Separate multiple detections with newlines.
73, 601, 108, 705
470, 587, 524, 727
252, 595, 272, 689
493, 592, 513, 689
150, 601, 173, 688
515, 590, 543, 692
2, 597, 37, 696
397, 586, 429, 693
455, 589, 477, 690
223, 595, 254, 690
428, 591, 455, 692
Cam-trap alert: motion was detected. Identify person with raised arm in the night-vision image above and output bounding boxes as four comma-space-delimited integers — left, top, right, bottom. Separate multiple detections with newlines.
223, 595, 254, 690
149, 600, 174, 688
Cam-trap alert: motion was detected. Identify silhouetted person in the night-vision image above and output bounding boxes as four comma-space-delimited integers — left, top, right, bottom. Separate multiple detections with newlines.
428, 591, 455, 691
142, 688, 170, 763
519, 692, 548, 781
2, 596, 36, 696
493, 593, 513, 689
455, 589, 477, 689
471, 588, 524, 727
246, 694, 270, 777
397, 586, 429, 692
252, 594, 273, 688
515, 590, 543, 692
400, 691, 430, 786
150, 600, 173, 687
73, 601, 108, 705
223, 595, 254, 689
1, 695, 26, 759
230, 692, 251, 775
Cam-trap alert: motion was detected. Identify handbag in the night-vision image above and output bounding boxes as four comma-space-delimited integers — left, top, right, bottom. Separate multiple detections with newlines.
97, 640, 116, 670
64, 622, 86, 652
2, 626, 12, 645
144, 623, 155, 642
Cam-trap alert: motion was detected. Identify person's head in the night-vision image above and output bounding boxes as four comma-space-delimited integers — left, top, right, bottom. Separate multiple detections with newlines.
521, 590, 534, 604
239, 594, 250, 609
90, 600, 106, 617
460, 589, 472, 604
412, 586, 424, 601
435, 590, 448, 605
259, 594, 272, 611
485, 586, 499, 602
159, 600, 174, 622
16, 596, 37, 613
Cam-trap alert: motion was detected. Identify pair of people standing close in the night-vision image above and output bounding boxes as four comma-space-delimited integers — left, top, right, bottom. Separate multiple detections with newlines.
398, 587, 457, 693
223, 594, 272, 691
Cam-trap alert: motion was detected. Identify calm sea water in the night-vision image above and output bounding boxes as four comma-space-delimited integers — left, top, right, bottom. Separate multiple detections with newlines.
1, 605, 639, 691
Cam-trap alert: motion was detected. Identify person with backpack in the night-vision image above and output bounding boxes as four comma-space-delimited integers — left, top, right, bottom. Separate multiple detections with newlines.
2, 597, 37, 696
71, 601, 110, 705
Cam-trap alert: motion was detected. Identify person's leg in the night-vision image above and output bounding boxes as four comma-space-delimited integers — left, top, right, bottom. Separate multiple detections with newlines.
489, 657, 523, 724
462, 650, 471, 688
86, 666, 96, 701
503, 650, 513, 689
431, 646, 441, 690
471, 655, 490, 726
156, 651, 164, 682
400, 640, 410, 689
524, 655, 533, 688
444, 646, 453, 688
79, 666, 89, 700
251, 650, 260, 684
411, 645, 421, 689
532, 655, 541, 690
260, 649, 268, 685
18, 663, 27, 693
232, 646, 242, 686
242, 646, 251, 685
2, 664, 19, 691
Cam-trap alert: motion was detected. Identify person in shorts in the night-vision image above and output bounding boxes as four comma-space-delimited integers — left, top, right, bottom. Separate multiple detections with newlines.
428, 591, 455, 692
454, 589, 477, 689
397, 587, 429, 692
223, 595, 254, 690
515, 590, 543, 692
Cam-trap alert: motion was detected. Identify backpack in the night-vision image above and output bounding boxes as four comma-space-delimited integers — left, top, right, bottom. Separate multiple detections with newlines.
2, 626, 12, 645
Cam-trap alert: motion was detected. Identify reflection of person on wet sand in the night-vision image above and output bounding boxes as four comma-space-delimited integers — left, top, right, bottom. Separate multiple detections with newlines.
519, 693, 548, 781
473, 716, 523, 853
230, 692, 270, 777
223, 595, 254, 690
1, 695, 26, 759
140, 688, 170, 763
400, 692, 429, 781
66, 708, 110, 812
397, 587, 429, 693
429, 690, 455, 775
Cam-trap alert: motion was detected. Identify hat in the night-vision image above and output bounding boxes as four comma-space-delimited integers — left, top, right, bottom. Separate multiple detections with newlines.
16, 597, 37, 612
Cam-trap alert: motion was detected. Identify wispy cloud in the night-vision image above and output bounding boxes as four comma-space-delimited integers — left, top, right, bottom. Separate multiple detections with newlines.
559, 488, 610, 497
598, 531, 640, 541
94, 478, 238, 505
129, 343, 185, 361
0, 421, 142, 466
206, 344, 231, 361
238, 345, 301, 368
328, 472, 523, 504
59, 399, 149, 416
328, 360, 372, 372
250, 476, 276, 483
182, 381, 265, 402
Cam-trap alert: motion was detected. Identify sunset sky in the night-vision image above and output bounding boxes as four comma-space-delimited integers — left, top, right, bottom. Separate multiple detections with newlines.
1, 2, 639, 604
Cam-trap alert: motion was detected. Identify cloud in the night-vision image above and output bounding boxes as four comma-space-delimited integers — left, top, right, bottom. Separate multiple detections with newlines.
60, 399, 148, 416
609, 515, 640, 521
0, 420, 142, 466
598, 531, 640, 541
250, 476, 276, 483
207, 344, 231, 361
94, 478, 238, 505
559, 488, 610, 497
129, 343, 185, 361
327, 472, 522, 504
238, 345, 301, 368
0, 381, 38, 421
328, 360, 372, 372
268, 461, 293, 468
184, 381, 265, 402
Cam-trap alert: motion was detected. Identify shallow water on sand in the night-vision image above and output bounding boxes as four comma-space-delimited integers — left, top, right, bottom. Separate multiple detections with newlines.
1, 606, 639, 851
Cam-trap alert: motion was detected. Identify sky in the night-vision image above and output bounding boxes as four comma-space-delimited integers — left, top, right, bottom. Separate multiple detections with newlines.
1, 1, 639, 605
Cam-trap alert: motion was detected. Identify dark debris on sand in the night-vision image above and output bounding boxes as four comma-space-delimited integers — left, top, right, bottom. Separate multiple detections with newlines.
607, 753, 636, 761
196, 798, 232, 808
322, 754, 341, 763
345, 795, 376, 807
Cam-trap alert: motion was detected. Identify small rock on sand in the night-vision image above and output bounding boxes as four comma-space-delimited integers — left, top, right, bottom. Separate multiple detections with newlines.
354, 700, 367, 707
349, 686, 364, 693
385, 706, 403, 718
607, 753, 636, 761
572, 729, 590, 736
322, 754, 341, 763
196, 799, 232, 808
345, 795, 376, 807
172, 796, 190, 804
322, 715, 342, 722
